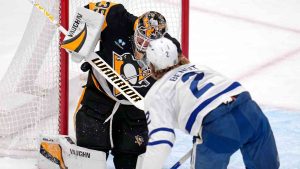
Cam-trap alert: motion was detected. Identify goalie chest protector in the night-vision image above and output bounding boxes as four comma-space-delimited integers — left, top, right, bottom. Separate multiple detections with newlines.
85, 1, 156, 100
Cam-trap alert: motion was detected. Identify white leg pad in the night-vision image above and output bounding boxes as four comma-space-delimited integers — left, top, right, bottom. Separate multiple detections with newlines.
59, 136, 107, 169
37, 134, 107, 169
38, 134, 64, 169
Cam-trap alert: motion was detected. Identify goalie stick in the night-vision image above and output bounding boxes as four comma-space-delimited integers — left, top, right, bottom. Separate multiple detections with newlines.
27, 0, 144, 110
170, 148, 192, 169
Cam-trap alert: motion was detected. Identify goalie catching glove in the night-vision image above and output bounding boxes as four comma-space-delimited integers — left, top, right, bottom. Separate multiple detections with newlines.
61, 7, 104, 63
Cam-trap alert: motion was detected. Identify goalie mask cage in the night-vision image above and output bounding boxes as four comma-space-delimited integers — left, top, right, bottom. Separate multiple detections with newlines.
0, 0, 189, 157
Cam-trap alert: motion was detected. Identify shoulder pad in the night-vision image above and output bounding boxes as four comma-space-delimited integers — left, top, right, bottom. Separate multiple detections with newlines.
86, 1, 119, 31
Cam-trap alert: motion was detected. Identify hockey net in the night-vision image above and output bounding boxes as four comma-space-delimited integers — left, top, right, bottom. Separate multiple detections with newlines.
0, 0, 188, 157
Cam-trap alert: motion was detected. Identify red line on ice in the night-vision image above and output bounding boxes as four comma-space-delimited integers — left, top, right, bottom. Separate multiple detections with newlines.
190, 6, 300, 34
236, 47, 300, 80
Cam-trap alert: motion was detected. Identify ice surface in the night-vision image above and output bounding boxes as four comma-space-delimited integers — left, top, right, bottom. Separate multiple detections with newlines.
1, 0, 300, 168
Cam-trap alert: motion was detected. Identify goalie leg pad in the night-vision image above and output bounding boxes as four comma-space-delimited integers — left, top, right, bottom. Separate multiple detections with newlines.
38, 135, 107, 169
59, 136, 107, 169
38, 135, 67, 169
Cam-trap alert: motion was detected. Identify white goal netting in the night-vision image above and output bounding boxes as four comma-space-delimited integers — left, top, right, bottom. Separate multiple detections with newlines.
0, 0, 184, 157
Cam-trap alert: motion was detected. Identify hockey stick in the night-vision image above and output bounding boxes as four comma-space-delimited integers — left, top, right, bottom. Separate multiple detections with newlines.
27, 0, 144, 110
170, 148, 192, 169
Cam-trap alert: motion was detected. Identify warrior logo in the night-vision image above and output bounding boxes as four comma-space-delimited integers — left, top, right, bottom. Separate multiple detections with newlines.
113, 52, 151, 96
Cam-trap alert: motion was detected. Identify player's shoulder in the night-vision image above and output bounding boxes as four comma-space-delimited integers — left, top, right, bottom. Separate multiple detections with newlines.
85, 1, 136, 31
165, 63, 198, 81
85, 1, 126, 17
147, 64, 199, 97
146, 70, 179, 98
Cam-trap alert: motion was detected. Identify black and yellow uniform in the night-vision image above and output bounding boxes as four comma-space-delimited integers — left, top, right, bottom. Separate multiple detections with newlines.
75, 1, 181, 169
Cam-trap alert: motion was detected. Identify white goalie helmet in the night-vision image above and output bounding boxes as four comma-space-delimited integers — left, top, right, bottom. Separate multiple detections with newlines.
146, 37, 179, 70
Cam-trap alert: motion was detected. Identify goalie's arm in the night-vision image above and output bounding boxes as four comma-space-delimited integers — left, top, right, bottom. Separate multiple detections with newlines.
85, 1, 137, 32
27, 0, 145, 110
61, 7, 105, 62
63, 2, 137, 62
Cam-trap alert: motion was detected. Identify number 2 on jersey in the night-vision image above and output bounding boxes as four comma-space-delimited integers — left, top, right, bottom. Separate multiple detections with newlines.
181, 72, 214, 98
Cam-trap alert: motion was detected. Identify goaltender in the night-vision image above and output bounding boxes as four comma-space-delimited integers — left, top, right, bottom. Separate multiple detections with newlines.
62, 1, 182, 169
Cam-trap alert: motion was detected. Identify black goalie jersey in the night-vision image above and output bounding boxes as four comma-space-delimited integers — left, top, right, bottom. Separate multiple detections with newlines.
82, 1, 156, 104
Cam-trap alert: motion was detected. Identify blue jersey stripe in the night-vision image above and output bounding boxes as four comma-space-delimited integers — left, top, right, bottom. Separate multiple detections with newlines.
185, 82, 241, 133
194, 82, 214, 98
149, 128, 175, 137
182, 72, 214, 99
148, 140, 174, 147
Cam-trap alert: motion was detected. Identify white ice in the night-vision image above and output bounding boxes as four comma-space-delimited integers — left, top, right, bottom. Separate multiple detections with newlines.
0, 0, 300, 168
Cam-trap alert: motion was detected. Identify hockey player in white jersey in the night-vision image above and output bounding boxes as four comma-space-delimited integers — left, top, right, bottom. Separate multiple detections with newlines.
136, 37, 280, 169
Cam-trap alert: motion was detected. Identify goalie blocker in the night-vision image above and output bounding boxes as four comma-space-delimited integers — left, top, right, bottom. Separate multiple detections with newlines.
38, 135, 107, 169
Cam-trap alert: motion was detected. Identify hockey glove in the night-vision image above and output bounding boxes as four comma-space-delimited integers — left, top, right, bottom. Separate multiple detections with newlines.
81, 62, 92, 72
61, 7, 104, 62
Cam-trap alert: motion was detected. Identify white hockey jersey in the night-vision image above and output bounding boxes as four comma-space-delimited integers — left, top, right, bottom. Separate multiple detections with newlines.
139, 63, 246, 169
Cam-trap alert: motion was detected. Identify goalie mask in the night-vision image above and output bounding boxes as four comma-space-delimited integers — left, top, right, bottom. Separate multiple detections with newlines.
145, 37, 178, 70
134, 11, 167, 53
